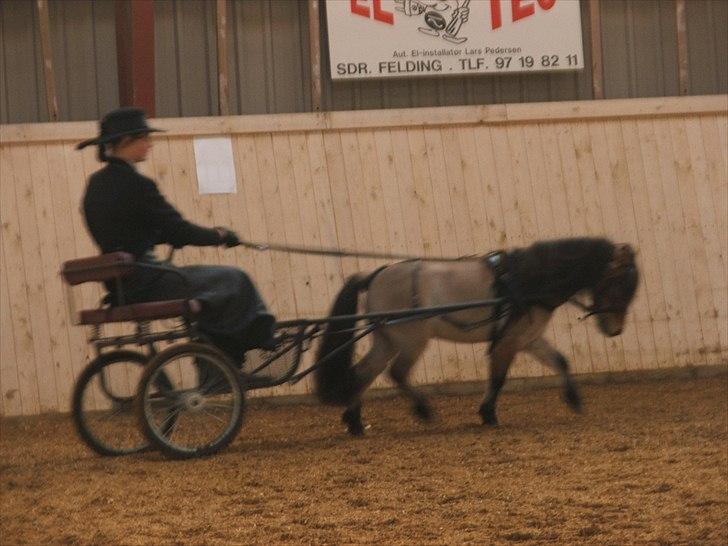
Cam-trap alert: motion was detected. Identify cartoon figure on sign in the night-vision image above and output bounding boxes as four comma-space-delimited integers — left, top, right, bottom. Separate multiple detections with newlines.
395, 0, 470, 44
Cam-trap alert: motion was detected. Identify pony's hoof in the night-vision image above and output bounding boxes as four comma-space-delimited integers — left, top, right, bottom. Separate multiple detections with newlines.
479, 405, 498, 426
346, 423, 366, 436
565, 388, 582, 413
413, 402, 434, 422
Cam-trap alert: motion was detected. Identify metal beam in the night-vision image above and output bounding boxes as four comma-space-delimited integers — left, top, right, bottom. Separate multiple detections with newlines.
115, 0, 155, 116
589, 0, 604, 100
308, 0, 322, 112
36, 0, 59, 121
675, 0, 689, 95
216, 0, 230, 115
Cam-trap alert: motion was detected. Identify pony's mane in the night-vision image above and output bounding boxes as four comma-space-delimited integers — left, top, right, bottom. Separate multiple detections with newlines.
505, 237, 615, 305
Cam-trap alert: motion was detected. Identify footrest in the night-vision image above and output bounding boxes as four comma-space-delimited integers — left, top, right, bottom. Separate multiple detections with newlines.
79, 300, 193, 325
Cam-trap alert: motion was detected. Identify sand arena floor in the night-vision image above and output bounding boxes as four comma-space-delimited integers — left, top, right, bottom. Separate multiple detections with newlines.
1, 374, 726, 545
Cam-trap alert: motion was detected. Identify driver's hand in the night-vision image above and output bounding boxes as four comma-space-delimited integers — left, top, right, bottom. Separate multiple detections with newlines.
217, 228, 240, 248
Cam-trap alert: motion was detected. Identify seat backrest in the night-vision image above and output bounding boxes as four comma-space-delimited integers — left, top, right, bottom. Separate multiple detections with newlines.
61, 252, 136, 286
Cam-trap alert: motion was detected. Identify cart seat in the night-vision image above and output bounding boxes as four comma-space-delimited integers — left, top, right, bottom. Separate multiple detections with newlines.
79, 299, 193, 325
61, 252, 195, 325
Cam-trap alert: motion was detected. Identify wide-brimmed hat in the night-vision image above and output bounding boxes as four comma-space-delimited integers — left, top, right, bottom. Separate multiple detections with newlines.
76, 107, 164, 150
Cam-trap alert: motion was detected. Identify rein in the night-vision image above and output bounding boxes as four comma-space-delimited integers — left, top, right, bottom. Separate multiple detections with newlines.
235, 239, 477, 262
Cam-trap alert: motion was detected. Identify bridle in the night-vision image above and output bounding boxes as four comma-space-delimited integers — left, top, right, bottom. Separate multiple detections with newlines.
569, 256, 637, 320
568, 297, 628, 321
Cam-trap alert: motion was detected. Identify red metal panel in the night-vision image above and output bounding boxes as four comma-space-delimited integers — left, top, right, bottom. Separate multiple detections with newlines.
115, 0, 155, 116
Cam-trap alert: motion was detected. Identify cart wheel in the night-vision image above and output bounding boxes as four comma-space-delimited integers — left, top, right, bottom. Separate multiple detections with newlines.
72, 350, 152, 456
136, 342, 245, 459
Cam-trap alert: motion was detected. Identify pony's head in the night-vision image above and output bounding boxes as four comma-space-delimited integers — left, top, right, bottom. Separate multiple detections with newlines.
589, 243, 639, 337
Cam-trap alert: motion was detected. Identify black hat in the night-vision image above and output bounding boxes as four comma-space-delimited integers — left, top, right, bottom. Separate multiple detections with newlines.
76, 107, 164, 150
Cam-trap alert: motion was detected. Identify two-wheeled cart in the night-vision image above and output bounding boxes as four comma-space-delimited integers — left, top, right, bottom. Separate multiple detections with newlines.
62, 251, 503, 459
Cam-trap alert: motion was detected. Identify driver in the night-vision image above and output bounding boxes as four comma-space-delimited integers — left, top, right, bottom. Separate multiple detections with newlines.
76, 107, 277, 363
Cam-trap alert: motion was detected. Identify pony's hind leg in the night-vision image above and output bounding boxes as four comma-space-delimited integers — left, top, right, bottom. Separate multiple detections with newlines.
388, 345, 432, 422
342, 332, 397, 436
342, 402, 364, 436
526, 337, 582, 412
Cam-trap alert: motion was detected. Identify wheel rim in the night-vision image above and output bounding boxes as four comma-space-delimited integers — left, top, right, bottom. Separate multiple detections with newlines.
142, 349, 242, 455
75, 352, 148, 455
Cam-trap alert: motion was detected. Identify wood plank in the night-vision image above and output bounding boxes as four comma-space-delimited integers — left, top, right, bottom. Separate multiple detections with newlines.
321, 132, 360, 281
585, 122, 639, 372
356, 130, 391, 262
683, 117, 728, 357
165, 138, 205, 266
406, 128, 446, 385
634, 119, 692, 367
347, 129, 390, 390
504, 124, 549, 377
454, 127, 493, 381
304, 131, 345, 294
232, 135, 277, 323
422, 127, 466, 383
601, 121, 654, 371
1, 146, 40, 415
570, 122, 620, 374
5, 97, 726, 145
0, 237, 22, 416
389, 128, 442, 385
549, 123, 597, 375
651, 119, 710, 366
60, 143, 98, 385
253, 133, 300, 397
522, 123, 589, 374
472, 127, 528, 378
10, 145, 59, 412
28, 143, 75, 409
437, 126, 480, 381
700, 116, 727, 272
288, 132, 334, 392
270, 133, 317, 394
382, 128, 457, 386
669, 118, 722, 365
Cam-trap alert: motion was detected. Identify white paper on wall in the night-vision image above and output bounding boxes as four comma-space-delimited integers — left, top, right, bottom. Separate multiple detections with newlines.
193, 136, 237, 194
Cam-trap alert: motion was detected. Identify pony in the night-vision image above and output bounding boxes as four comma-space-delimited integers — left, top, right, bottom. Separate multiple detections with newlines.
313, 237, 639, 435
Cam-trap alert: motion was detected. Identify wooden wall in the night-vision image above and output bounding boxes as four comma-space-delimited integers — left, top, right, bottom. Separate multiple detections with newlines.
1, 95, 726, 416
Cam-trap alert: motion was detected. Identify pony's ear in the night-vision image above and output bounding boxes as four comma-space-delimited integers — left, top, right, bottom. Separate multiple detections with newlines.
613, 243, 636, 267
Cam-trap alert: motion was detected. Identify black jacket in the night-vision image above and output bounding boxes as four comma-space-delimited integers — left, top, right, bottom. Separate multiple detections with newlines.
83, 157, 222, 257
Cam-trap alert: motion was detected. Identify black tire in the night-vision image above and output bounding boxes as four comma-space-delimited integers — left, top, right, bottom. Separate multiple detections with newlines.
136, 342, 245, 459
72, 350, 151, 456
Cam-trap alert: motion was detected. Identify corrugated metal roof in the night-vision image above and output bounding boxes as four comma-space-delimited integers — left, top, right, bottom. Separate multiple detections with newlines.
1, 0, 726, 123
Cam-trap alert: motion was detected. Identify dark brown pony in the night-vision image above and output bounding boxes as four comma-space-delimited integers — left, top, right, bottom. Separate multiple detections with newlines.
314, 237, 639, 435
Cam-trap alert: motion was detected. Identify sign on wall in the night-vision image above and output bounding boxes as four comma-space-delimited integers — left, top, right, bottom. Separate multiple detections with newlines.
326, 0, 584, 80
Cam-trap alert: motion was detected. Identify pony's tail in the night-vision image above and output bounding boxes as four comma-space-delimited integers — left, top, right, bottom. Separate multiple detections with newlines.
314, 271, 377, 406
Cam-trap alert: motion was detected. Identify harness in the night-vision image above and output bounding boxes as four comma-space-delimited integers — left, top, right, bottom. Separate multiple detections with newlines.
408, 251, 519, 345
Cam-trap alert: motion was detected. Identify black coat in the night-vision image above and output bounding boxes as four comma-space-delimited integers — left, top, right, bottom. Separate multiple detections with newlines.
82, 158, 274, 360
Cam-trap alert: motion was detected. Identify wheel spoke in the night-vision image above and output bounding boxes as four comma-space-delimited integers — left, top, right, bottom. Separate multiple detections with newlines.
199, 408, 227, 425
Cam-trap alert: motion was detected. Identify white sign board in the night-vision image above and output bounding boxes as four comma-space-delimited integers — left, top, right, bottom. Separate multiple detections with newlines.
326, 0, 584, 79
193, 137, 237, 195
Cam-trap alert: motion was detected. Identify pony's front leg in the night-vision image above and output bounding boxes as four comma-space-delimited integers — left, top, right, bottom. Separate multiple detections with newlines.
479, 342, 517, 426
526, 337, 581, 413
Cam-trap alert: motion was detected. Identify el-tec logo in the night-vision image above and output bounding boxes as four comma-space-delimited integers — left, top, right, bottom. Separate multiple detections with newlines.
327, 0, 584, 79
350, 0, 558, 30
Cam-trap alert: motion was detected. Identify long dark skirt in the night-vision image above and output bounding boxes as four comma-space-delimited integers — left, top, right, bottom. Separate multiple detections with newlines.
115, 257, 275, 363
